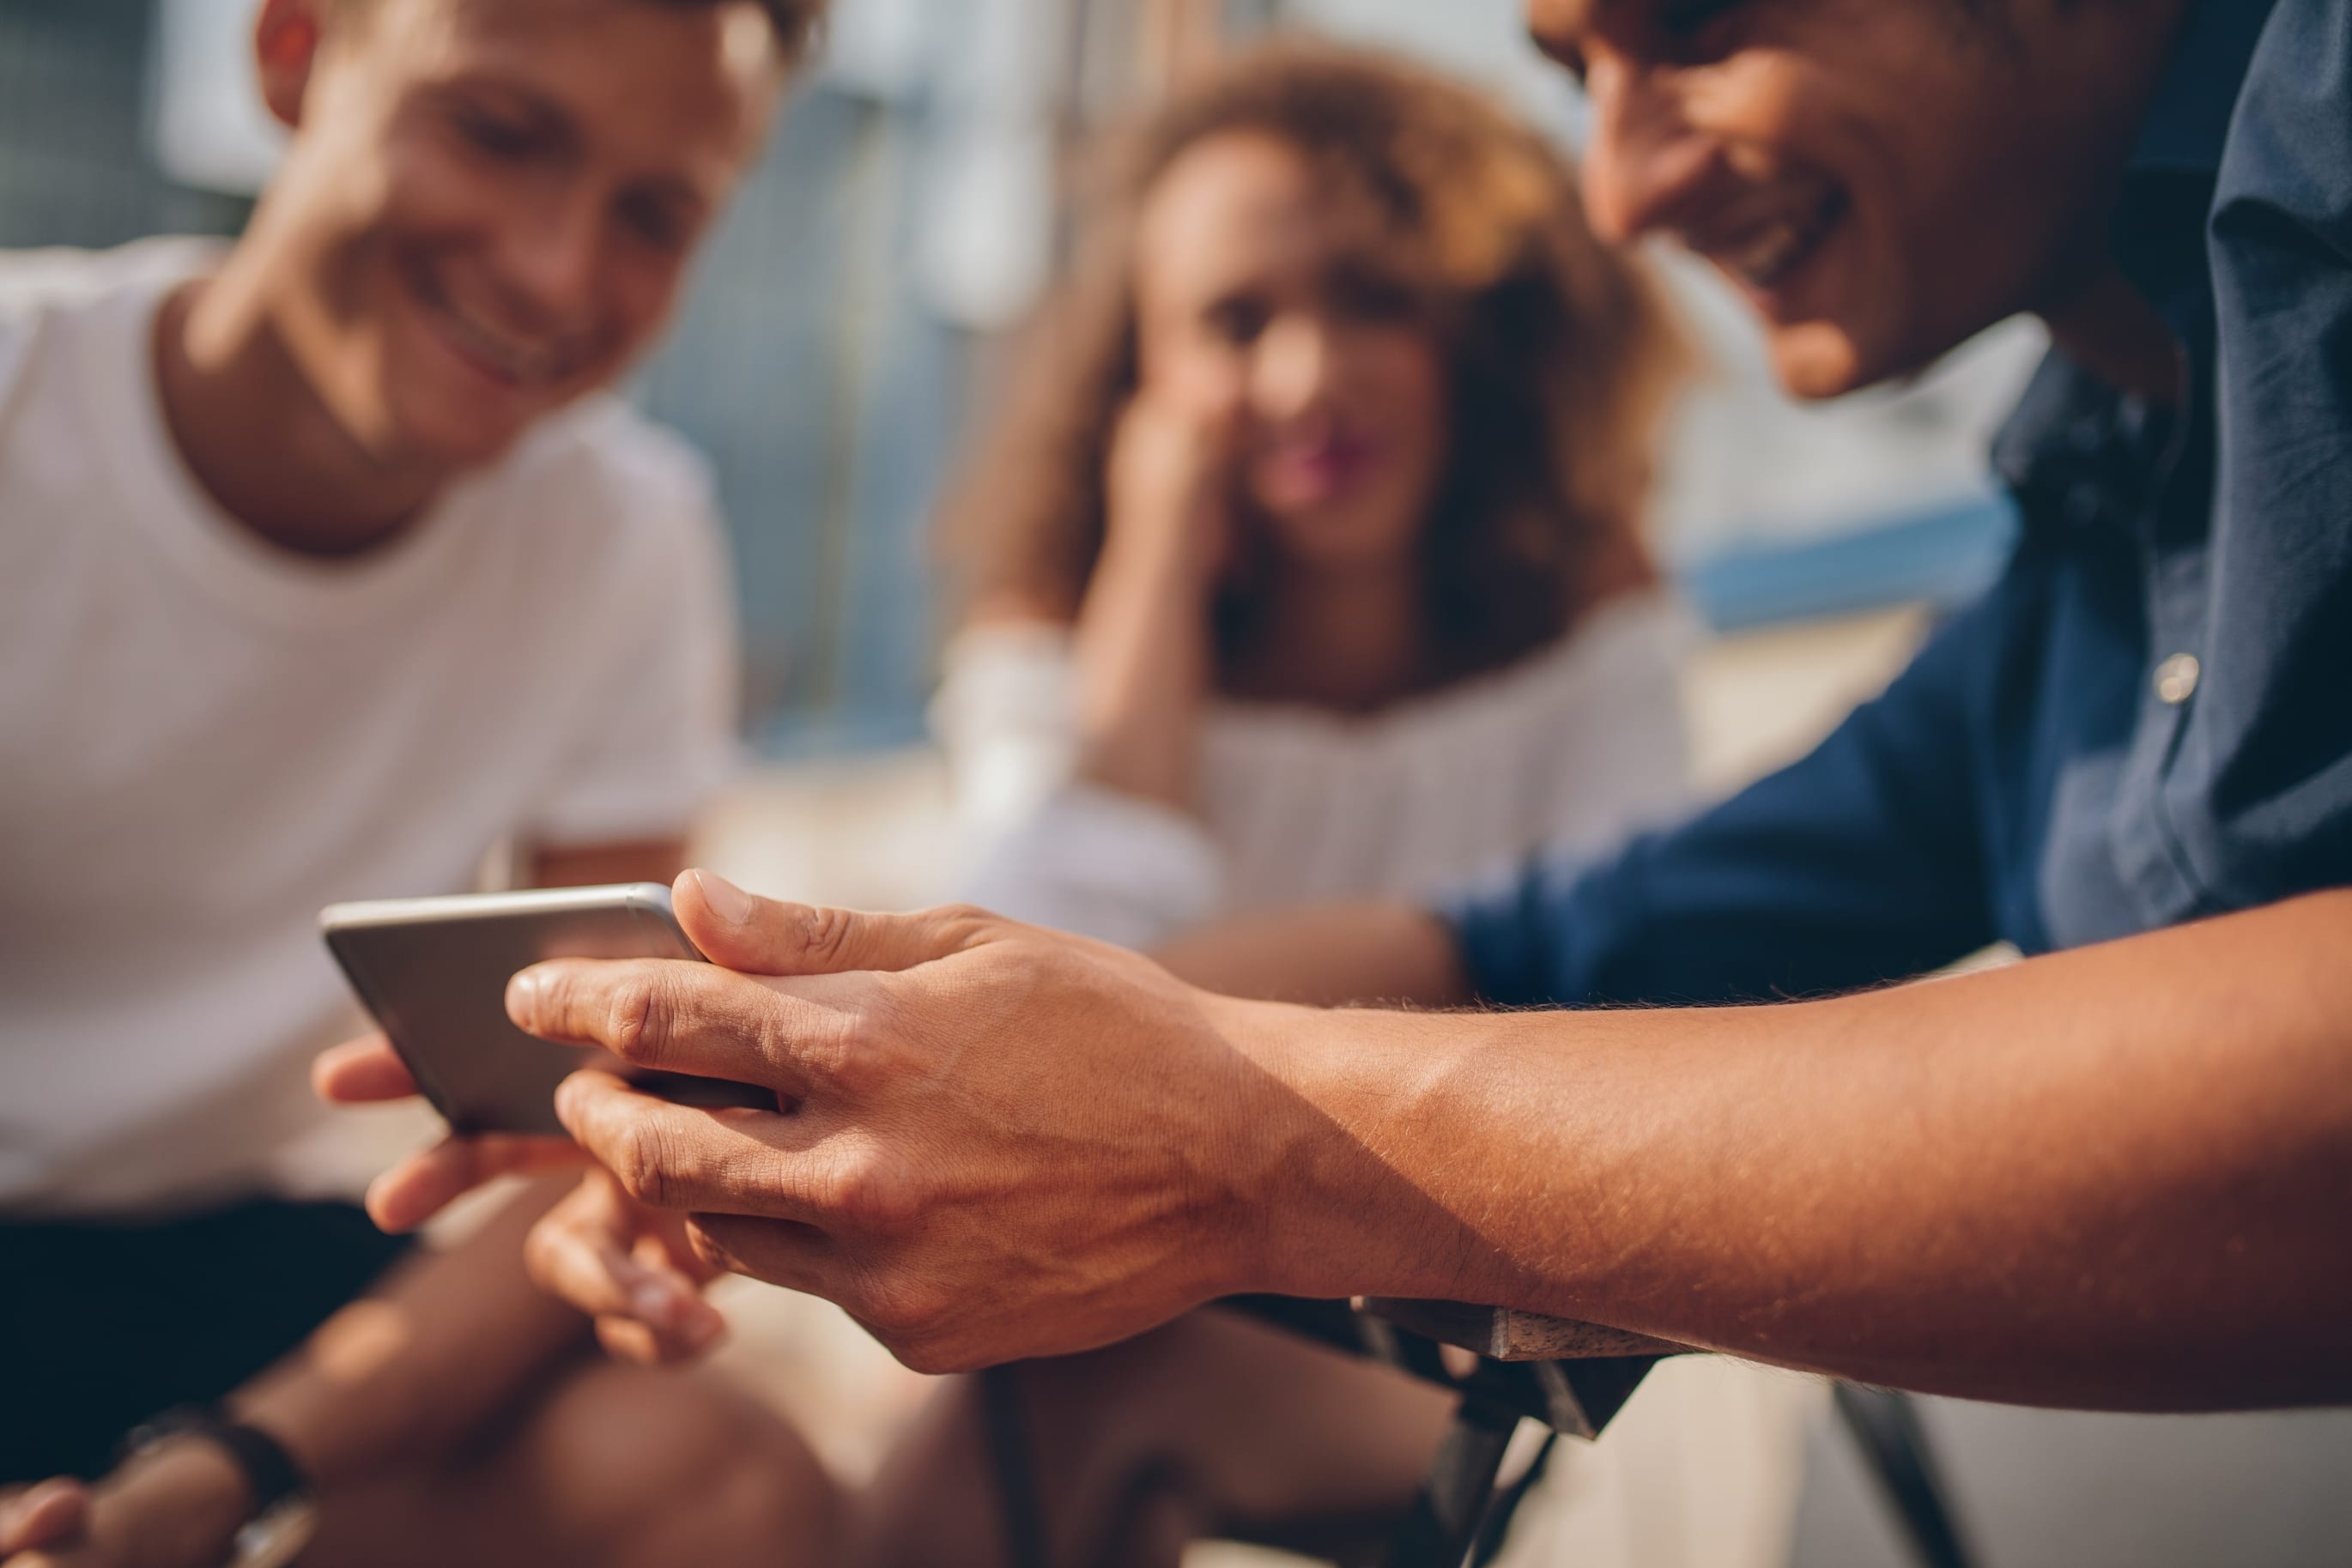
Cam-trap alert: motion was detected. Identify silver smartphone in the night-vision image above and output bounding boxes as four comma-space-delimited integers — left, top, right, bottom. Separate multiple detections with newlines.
321, 883, 773, 1136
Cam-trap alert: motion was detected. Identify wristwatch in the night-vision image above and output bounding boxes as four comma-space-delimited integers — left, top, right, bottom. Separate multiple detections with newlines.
119, 1407, 319, 1568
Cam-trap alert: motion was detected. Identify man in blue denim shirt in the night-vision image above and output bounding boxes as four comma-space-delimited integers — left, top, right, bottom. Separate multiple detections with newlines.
1454, 0, 2352, 1008
321, 0, 2352, 1435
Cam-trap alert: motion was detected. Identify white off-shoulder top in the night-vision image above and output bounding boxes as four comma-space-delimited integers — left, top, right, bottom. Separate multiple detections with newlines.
933, 589, 1699, 949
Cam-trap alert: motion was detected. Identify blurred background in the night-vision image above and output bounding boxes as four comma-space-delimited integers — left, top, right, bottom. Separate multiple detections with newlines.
19, 3, 2349, 1565
0, 0, 2034, 764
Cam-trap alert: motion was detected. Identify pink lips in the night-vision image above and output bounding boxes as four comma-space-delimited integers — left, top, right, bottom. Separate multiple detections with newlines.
1261, 431, 1380, 506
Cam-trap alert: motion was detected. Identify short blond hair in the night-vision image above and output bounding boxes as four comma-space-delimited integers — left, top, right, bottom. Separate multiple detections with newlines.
332, 0, 826, 65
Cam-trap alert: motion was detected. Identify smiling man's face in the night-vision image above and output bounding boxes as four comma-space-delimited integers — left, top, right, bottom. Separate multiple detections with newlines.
252, 0, 784, 471
1528, 0, 2182, 399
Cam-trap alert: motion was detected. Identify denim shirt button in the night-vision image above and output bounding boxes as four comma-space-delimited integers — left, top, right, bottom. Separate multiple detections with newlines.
2154, 652, 2202, 705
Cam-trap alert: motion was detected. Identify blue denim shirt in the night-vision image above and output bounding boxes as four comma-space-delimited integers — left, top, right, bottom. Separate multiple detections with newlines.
1445, 0, 2352, 1007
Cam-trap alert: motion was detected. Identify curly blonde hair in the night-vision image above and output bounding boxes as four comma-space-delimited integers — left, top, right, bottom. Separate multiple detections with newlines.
942, 40, 1689, 683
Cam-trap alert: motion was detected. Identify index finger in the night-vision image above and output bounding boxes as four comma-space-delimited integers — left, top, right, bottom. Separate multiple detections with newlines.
554, 1069, 834, 1225
366, 1131, 588, 1233
506, 956, 834, 1097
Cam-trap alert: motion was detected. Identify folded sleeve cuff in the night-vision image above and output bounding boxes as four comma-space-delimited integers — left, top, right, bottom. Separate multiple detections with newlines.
962, 780, 1225, 952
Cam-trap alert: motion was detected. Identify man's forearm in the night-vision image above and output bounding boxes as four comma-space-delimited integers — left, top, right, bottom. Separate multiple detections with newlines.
1237, 891, 2352, 1411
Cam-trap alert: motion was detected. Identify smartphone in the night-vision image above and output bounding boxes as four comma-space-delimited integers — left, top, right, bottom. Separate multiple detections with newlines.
321, 883, 773, 1136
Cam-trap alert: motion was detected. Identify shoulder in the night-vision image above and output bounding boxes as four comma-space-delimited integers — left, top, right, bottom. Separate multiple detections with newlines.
0, 239, 219, 334
0, 238, 207, 308
0, 239, 218, 398
931, 619, 1081, 750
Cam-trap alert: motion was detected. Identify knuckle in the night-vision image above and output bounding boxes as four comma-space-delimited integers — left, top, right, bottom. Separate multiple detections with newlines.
684, 1217, 736, 1275
524, 966, 579, 1032
857, 1276, 945, 1344
821, 1004, 887, 1092
605, 968, 673, 1065
894, 1337, 970, 1377
933, 904, 998, 946
781, 1002, 859, 1086
794, 905, 859, 968
607, 1117, 677, 1208
823, 1153, 918, 1235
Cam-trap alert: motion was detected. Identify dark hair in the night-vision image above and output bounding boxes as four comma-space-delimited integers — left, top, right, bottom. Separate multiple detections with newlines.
941, 40, 1689, 685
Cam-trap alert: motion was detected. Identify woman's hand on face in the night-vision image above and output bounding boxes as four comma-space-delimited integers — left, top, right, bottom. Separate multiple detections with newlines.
1104, 391, 1240, 598
1080, 393, 1243, 807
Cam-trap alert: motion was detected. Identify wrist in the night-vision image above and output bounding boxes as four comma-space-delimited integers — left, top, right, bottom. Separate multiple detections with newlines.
1207, 996, 1434, 1303
115, 1408, 319, 1568
1095, 511, 1220, 602
105, 1439, 255, 1562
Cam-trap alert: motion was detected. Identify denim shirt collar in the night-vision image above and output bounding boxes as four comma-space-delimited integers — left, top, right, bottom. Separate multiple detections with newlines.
2113, 0, 2280, 324
1994, 0, 2281, 523
2126, 0, 2281, 178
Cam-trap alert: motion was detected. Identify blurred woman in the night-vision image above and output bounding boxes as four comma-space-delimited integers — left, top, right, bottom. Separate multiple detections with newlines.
888, 43, 1813, 1568
933, 44, 1691, 950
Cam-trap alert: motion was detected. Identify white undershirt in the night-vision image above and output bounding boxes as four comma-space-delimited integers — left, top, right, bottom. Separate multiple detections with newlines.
936, 590, 1699, 949
0, 240, 743, 1216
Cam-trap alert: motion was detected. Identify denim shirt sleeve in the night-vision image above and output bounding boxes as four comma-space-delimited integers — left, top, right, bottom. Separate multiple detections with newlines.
2135, 0, 2352, 917
1439, 587, 2009, 1009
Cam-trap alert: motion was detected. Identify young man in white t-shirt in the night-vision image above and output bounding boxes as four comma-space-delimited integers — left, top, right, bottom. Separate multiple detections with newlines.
0, 1, 842, 1564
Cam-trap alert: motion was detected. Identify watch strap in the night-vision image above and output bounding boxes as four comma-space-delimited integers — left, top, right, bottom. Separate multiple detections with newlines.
121, 1407, 311, 1515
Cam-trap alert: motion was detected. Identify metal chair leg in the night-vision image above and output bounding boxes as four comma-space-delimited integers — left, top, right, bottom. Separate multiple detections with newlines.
980, 1363, 1052, 1568
1381, 1397, 1521, 1568
1832, 1383, 1977, 1568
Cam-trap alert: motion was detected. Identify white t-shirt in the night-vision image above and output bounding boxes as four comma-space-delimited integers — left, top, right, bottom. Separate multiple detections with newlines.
935, 590, 1698, 951
0, 240, 743, 1217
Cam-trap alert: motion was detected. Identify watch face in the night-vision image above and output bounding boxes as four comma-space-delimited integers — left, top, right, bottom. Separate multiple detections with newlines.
233, 1499, 319, 1568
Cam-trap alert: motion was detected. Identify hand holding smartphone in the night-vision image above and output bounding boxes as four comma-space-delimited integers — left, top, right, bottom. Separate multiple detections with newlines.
321, 883, 773, 1136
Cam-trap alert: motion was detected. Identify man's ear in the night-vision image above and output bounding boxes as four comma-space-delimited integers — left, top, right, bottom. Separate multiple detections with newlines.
254, 0, 330, 132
